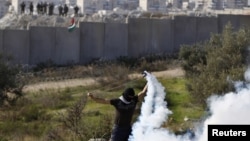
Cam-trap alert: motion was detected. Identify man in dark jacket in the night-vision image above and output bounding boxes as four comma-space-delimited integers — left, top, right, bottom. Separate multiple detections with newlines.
87, 84, 148, 141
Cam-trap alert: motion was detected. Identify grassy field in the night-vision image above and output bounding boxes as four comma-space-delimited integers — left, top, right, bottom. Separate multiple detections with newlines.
160, 78, 205, 132
0, 62, 206, 140
84, 76, 205, 136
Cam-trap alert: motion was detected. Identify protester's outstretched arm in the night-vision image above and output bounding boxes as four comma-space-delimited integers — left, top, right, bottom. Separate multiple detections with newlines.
138, 83, 148, 101
87, 93, 110, 104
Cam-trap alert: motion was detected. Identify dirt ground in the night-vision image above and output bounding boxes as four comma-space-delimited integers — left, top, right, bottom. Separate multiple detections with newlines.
23, 67, 185, 93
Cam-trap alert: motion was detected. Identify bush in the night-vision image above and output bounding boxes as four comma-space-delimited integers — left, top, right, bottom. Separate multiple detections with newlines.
179, 23, 250, 105
0, 53, 25, 106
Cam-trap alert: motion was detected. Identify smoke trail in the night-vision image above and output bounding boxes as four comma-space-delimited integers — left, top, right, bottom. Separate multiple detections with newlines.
129, 70, 250, 141
129, 71, 190, 141
194, 68, 250, 141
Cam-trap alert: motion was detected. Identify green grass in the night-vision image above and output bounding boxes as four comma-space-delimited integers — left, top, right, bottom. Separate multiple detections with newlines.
0, 75, 205, 140
85, 76, 205, 133
66, 76, 205, 133
0, 58, 205, 140
158, 77, 205, 131
85, 101, 114, 114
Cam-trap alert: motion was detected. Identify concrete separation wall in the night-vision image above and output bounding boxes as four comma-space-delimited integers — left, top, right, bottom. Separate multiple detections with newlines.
1, 15, 250, 66
217, 15, 250, 33
239, 15, 250, 29
173, 16, 197, 52
55, 27, 80, 65
151, 19, 174, 54
80, 22, 105, 64
196, 17, 218, 42
29, 27, 56, 65
128, 18, 152, 57
104, 23, 128, 59
3, 29, 29, 64
217, 14, 240, 33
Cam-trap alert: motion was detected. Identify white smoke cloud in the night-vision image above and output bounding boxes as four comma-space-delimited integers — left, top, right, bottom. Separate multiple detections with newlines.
129, 70, 250, 141
129, 71, 173, 141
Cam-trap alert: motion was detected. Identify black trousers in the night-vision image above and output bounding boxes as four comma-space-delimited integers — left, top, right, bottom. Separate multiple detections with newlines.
110, 125, 132, 141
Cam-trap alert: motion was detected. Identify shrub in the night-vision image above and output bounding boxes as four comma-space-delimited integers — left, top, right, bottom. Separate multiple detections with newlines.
179, 23, 250, 105
60, 95, 87, 140
0, 53, 25, 106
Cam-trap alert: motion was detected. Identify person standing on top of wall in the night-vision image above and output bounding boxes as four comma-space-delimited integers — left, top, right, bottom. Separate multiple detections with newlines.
20, 1, 25, 14
63, 4, 68, 16
87, 82, 148, 141
48, 2, 54, 16
74, 5, 79, 16
58, 4, 63, 16
29, 2, 33, 15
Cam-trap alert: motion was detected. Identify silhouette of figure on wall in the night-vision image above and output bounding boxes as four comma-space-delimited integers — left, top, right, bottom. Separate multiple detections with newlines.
48, 2, 54, 15
20, 1, 25, 14
74, 5, 79, 16
63, 4, 68, 16
58, 4, 63, 16
29, 2, 34, 15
